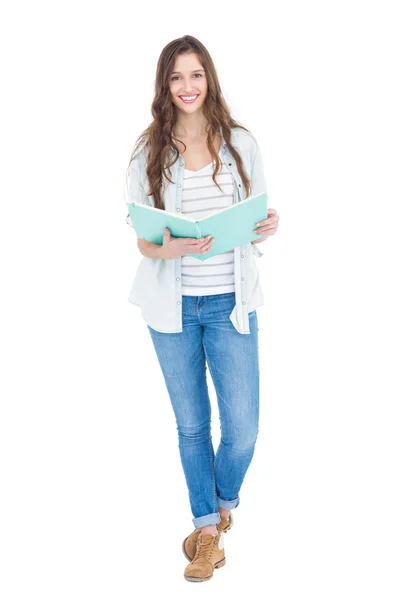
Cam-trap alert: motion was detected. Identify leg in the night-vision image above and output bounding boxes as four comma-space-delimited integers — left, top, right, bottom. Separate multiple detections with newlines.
146, 300, 221, 530
202, 296, 260, 511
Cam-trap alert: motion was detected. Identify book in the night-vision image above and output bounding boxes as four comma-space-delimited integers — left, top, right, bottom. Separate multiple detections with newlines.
126, 191, 267, 261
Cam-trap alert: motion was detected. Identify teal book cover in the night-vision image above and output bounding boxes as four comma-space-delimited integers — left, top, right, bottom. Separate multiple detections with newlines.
126, 191, 267, 261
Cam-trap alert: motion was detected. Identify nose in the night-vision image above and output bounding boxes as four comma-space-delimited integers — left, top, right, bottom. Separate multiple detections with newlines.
180, 76, 200, 94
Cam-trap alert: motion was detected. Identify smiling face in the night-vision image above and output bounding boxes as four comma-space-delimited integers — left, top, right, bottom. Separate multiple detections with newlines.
169, 52, 208, 115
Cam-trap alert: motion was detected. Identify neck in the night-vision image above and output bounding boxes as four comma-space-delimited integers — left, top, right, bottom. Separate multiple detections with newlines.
173, 112, 209, 138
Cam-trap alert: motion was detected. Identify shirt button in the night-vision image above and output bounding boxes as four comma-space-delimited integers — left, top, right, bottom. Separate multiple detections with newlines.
241, 254, 244, 258
178, 184, 181, 187
241, 277, 244, 281
228, 163, 232, 166
176, 277, 180, 281
177, 301, 181, 305
177, 208, 180, 211
242, 301, 246, 305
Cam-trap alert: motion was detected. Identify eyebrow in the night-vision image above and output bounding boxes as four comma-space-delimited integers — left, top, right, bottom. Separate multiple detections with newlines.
171, 69, 205, 75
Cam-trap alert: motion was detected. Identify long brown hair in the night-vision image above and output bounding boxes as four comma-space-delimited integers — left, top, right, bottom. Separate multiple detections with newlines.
128, 34, 253, 210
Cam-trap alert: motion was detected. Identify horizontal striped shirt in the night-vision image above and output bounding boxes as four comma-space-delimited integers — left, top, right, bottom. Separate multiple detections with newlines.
181, 150, 236, 295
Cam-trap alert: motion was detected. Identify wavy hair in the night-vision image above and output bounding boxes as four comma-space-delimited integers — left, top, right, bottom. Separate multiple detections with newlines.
127, 34, 253, 209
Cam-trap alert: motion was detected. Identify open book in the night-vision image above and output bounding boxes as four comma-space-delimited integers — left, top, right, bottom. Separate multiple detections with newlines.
126, 191, 267, 261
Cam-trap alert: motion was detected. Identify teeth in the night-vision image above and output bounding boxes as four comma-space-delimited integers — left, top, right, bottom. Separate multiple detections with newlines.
181, 95, 197, 100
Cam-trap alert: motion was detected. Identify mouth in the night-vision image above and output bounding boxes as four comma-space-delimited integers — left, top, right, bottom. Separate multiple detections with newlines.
179, 94, 199, 104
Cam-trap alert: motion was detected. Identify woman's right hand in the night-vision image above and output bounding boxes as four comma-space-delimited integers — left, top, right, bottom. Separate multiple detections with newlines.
160, 228, 215, 260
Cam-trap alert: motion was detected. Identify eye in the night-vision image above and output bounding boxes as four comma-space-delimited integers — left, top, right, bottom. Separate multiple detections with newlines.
170, 73, 204, 81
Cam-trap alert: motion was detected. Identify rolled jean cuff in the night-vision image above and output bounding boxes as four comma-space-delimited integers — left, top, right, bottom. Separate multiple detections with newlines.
217, 495, 240, 510
192, 512, 221, 529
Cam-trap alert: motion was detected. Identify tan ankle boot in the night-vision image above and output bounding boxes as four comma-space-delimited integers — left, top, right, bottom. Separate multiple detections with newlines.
184, 532, 226, 582
182, 513, 234, 562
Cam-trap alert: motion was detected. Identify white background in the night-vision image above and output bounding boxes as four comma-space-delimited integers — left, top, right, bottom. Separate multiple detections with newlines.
1, 1, 399, 598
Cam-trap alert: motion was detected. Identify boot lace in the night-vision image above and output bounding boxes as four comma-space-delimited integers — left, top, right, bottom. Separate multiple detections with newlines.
193, 534, 216, 562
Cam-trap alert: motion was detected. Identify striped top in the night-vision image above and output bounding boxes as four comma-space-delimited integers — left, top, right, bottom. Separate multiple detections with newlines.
181, 149, 235, 296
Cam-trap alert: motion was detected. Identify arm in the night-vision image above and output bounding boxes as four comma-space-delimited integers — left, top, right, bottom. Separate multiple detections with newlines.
137, 238, 165, 259
125, 153, 152, 228
125, 153, 166, 259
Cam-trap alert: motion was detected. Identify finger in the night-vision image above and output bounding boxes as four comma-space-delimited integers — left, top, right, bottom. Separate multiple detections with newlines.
198, 235, 213, 244
187, 236, 209, 245
187, 236, 214, 250
199, 237, 215, 251
268, 208, 276, 215
257, 214, 278, 226
254, 225, 275, 234
197, 235, 212, 246
201, 240, 215, 253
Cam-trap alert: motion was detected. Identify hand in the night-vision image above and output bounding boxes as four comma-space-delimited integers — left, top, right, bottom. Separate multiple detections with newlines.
253, 208, 279, 237
160, 228, 215, 260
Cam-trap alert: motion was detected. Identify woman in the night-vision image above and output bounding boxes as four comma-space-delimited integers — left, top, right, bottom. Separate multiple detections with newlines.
125, 35, 279, 583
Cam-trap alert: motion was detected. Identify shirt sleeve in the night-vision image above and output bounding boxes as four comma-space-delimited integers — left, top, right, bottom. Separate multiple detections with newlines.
250, 140, 269, 258
125, 153, 150, 228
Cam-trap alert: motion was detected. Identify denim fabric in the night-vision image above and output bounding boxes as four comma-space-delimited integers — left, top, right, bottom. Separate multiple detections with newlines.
147, 291, 260, 528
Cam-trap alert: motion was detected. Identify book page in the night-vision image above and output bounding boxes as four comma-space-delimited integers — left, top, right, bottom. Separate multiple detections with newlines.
129, 202, 196, 222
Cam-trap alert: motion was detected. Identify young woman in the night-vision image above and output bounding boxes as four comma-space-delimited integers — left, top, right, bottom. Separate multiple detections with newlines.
125, 35, 279, 582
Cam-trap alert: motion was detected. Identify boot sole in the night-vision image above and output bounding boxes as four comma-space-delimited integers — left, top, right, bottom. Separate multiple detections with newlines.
184, 557, 226, 582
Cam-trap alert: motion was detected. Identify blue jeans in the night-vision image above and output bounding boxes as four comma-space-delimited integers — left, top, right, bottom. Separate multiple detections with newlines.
146, 292, 260, 529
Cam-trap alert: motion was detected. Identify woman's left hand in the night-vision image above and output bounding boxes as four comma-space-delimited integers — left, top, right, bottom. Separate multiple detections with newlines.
253, 208, 279, 237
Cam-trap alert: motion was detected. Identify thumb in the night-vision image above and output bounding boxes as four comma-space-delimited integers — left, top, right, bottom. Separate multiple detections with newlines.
163, 227, 171, 241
